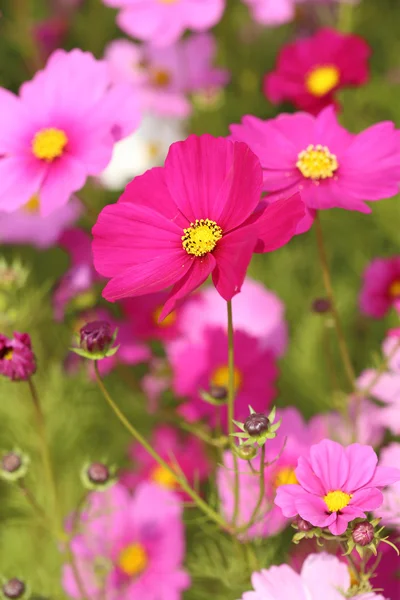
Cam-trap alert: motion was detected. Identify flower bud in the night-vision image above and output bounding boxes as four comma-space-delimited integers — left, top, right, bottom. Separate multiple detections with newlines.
87, 462, 110, 485
80, 321, 113, 354
0, 333, 36, 382
235, 445, 258, 460
244, 413, 270, 437
0, 450, 29, 482
352, 521, 374, 547
81, 461, 116, 491
294, 516, 313, 531
311, 298, 331, 314
1, 453, 22, 474
209, 384, 228, 401
2, 579, 25, 600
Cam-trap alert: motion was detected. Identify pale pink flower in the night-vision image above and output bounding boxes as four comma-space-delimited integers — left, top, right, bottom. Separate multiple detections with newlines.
359, 257, 400, 318
376, 443, 400, 531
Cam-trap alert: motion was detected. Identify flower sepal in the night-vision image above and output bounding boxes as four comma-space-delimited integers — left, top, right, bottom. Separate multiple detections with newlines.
231, 406, 281, 447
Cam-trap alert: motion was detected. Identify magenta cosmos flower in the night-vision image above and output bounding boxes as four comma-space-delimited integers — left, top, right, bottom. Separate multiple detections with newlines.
92, 135, 304, 319
218, 408, 324, 539
230, 106, 400, 232
240, 553, 386, 600
63, 482, 190, 600
0, 49, 140, 217
359, 256, 400, 318
275, 439, 400, 535
103, 0, 225, 47
0, 333, 36, 382
167, 326, 277, 430
106, 34, 229, 118
264, 28, 370, 115
121, 426, 210, 500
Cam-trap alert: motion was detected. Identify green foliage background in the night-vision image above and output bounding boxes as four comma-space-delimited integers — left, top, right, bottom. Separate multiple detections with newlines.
0, 0, 400, 598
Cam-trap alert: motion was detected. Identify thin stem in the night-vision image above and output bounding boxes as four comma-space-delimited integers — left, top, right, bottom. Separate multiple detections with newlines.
18, 480, 48, 523
93, 362, 231, 533
337, 0, 355, 33
9, 0, 43, 74
314, 212, 356, 392
27, 378, 61, 529
242, 445, 266, 532
227, 300, 240, 526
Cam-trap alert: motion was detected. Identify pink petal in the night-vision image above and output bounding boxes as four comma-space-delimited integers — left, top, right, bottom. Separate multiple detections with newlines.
368, 465, 400, 488
252, 192, 305, 253
295, 494, 337, 529
295, 456, 326, 496
40, 155, 87, 216
309, 439, 349, 493
274, 484, 308, 518
344, 443, 378, 491
301, 553, 350, 600
350, 487, 383, 511
0, 156, 46, 212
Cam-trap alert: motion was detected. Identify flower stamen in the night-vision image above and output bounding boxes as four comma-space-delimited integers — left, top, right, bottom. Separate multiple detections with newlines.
32, 128, 68, 162
118, 543, 148, 577
305, 65, 340, 97
296, 144, 338, 180
324, 490, 352, 513
182, 219, 222, 257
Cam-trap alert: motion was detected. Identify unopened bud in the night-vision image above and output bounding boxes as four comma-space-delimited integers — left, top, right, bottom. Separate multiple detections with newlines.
87, 462, 110, 485
0, 450, 29, 482
311, 298, 331, 314
2, 579, 25, 600
352, 521, 374, 546
244, 413, 270, 437
235, 445, 258, 460
294, 516, 313, 531
80, 321, 113, 354
209, 384, 228, 401
1, 453, 22, 474
81, 461, 116, 491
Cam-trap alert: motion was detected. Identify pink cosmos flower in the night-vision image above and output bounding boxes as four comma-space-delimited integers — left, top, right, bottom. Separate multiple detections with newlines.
0, 332, 36, 382
102, 0, 225, 47
376, 443, 400, 530
62, 482, 190, 600
0, 49, 140, 217
0, 196, 81, 249
218, 407, 324, 538
174, 277, 288, 357
275, 439, 400, 535
53, 228, 101, 321
92, 135, 305, 319
264, 28, 370, 115
230, 106, 400, 232
359, 257, 400, 318
121, 426, 210, 499
240, 553, 386, 600
168, 326, 277, 431
105, 34, 229, 118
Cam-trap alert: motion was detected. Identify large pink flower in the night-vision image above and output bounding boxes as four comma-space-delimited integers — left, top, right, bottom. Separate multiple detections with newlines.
62, 482, 190, 600
92, 135, 304, 319
230, 106, 400, 232
264, 28, 370, 115
275, 439, 400, 535
105, 34, 229, 118
121, 426, 210, 500
103, 0, 225, 47
168, 326, 278, 430
240, 553, 385, 600
359, 257, 400, 318
0, 49, 140, 216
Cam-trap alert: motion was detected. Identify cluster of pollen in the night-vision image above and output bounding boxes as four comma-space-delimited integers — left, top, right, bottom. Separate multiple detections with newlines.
153, 306, 177, 328
32, 128, 68, 162
118, 543, 148, 577
305, 65, 340, 97
211, 365, 242, 392
0, 347, 13, 361
182, 219, 222, 257
389, 279, 400, 298
23, 195, 40, 214
151, 464, 178, 490
273, 466, 298, 488
296, 144, 338, 180
150, 69, 171, 88
323, 490, 352, 513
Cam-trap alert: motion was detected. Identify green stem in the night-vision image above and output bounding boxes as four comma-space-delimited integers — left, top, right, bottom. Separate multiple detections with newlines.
315, 212, 356, 393
27, 378, 61, 529
243, 445, 266, 532
93, 362, 231, 533
227, 300, 240, 526
10, 0, 43, 74
337, 0, 355, 33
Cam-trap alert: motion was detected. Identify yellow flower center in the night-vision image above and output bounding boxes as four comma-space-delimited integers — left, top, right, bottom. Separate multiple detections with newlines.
32, 128, 68, 162
389, 280, 400, 298
153, 306, 177, 328
182, 219, 223, 257
1, 348, 13, 361
296, 144, 338, 180
158, 0, 179, 3
118, 543, 148, 577
147, 142, 161, 160
150, 464, 178, 490
305, 65, 340, 97
211, 365, 242, 392
23, 194, 40, 214
324, 490, 352, 513
273, 466, 298, 489
150, 69, 171, 88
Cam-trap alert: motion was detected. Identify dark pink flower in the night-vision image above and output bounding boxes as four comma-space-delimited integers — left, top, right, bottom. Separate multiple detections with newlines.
92, 134, 304, 319
359, 256, 400, 318
0, 332, 36, 381
264, 28, 370, 115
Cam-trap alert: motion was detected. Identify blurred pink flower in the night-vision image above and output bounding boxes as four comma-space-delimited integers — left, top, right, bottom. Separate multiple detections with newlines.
376, 443, 400, 530
174, 278, 288, 357
105, 34, 229, 118
63, 482, 190, 600
0, 49, 140, 216
242, 0, 295, 25
275, 439, 400, 535
0, 332, 36, 382
240, 553, 385, 600
141, 357, 172, 412
92, 135, 304, 319
230, 106, 400, 233
0, 196, 81, 248
121, 426, 210, 499
103, 0, 225, 47
264, 28, 370, 115
359, 257, 400, 318
218, 407, 324, 538
168, 326, 278, 431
